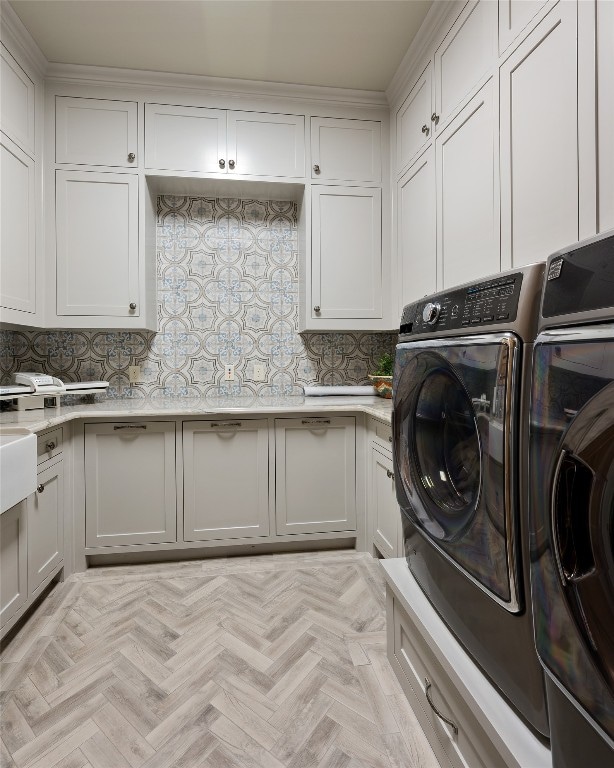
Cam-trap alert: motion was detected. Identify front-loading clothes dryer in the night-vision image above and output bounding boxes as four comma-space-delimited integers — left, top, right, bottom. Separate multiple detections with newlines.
393, 263, 549, 738
529, 230, 614, 767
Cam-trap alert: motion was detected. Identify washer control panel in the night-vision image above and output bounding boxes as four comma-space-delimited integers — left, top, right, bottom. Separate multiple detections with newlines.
400, 273, 524, 336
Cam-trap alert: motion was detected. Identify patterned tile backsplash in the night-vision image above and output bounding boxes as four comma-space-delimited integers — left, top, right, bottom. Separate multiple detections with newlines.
0, 196, 395, 399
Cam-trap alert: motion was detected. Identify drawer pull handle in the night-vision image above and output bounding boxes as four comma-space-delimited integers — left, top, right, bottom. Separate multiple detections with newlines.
302, 419, 331, 425
46, 441, 56, 451
210, 422, 242, 428
113, 424, 147, 430
425, 677, 458, 735
37, 483, 45, 493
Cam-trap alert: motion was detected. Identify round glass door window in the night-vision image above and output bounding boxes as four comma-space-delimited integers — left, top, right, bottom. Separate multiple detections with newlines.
412, 367, 481, 539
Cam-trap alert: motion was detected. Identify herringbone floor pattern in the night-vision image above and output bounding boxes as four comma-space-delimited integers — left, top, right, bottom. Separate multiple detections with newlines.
1, 551, 440, 768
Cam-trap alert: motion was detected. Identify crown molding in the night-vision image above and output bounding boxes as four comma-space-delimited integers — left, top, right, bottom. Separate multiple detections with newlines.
0, 1, 47, 78
386, 0, 458, 108
45, 62, 389, 109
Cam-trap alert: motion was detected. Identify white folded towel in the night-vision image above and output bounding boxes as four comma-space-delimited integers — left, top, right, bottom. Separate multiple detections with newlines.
304, 385, 376, 396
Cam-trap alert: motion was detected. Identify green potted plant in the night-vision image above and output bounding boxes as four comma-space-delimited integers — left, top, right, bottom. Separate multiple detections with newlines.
369, 352, 394, 398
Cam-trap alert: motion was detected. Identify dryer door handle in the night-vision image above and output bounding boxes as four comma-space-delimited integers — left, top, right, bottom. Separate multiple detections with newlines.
551, 450, 595, 584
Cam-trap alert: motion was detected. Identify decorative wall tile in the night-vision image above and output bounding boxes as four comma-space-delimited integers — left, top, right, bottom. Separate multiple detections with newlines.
0, 197, 396, 397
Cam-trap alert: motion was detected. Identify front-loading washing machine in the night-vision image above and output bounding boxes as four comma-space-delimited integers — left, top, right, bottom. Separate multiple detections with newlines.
393, 263, 549, 738
529, 230, 614, 767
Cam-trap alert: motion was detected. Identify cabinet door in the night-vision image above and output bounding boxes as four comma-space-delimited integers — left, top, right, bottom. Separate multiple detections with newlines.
56, 96, 138, 167
145, 103, 227, 173
434, 0, 497, 130
183, 419, 270, 541
85, 422, 177, 547
498, 0, 551, 54
56, 170, 139, 316
398, 147, 436, 306
397, 63, 432, 173
1, 44, 35, 156
500, 2, 578, 268
1, 134, 36, 314
0, 501, 27, 632
311, 117, 381, 183
28, 460, 63, 597
436, 79, 499, 288
597, 0, 614, 233
371, 446, 399, 559
228, 111, 305, 178
311, 186, 382, 320
275, 417, 356, 535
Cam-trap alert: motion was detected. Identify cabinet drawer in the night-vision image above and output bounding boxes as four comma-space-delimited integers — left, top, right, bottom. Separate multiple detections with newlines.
372, 418, 392, 451
393, 598, 503, 768
37, 427, 63, 464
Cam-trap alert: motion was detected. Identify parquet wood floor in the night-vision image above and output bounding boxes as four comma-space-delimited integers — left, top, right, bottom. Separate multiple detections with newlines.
0, 551, 440, 768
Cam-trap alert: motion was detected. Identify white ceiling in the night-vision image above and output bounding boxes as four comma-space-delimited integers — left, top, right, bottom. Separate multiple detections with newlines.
8, 0, 432, 92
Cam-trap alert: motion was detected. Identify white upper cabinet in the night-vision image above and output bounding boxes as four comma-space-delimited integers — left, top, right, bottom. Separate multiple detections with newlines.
1, 43, 35, 157
228, 111, 305, 178
56, 170, 139, 316
56, 96, 138, 167
498, 0, 552, 54
500, 1, 579, 268
311, 117, 381, 183
437, 79, 499, 288
433, 0, 497, 131
145, 103, 227, 172
597, 0, 614, 233
397, 63, 432, 174
398, 147, 437, 306
145, 104, 305, 177
183, 419, 270, 541
311, 186, 382, 320
1, 135, 36, 314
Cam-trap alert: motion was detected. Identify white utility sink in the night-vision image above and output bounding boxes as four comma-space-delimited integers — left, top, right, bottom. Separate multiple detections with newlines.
0, 428, 37, 514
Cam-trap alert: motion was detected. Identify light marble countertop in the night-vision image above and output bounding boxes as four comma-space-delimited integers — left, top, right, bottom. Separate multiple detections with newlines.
0, 395, 392, 432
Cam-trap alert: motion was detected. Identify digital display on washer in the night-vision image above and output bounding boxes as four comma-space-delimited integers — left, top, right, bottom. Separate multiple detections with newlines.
399, 274, 523, 336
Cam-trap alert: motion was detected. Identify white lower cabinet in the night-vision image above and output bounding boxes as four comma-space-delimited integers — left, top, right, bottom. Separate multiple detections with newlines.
0, 501, 28, 633
371, 446, 400, 559
28, 458, 64, 597
84, 422, 177, 547
183, 419, 270, 541
275, 417, 356, 535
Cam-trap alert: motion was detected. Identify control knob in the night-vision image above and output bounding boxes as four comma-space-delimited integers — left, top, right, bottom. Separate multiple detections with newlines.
422, 302, 441, 325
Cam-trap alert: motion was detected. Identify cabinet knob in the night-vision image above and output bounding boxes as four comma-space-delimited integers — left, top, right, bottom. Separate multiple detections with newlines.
46, 441, 56, 451
421, 124, 430, 136
129, 302, 137, 311
313, 164, 320, 174
388, 435, 392, 443
128, 152, 136, 163
228, 159, 236, 169
313, 305, 321, 313
37, 483, 45, 493
219, 158, 226, 168
386, 469, 394, 479
431, 113, 440, 125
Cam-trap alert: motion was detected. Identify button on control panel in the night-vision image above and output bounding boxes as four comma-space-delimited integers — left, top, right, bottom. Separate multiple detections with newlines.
400, 273, 524, 336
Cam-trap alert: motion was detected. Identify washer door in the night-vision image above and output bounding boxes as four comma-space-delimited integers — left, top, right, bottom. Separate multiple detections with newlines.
393, 334, 521, 609
549, 383, 614, 739
409, 358, 481, 540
